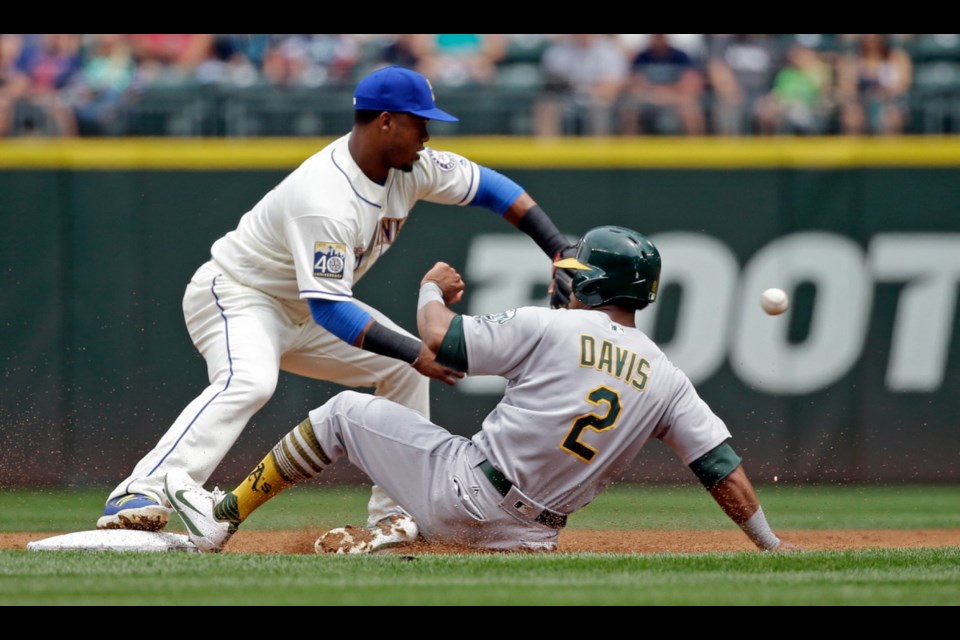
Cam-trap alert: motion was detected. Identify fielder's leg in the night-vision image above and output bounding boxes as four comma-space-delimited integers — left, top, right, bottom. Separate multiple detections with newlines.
165, 390, 440, 552
99, 265, 290, 531
165, 394, 398, 552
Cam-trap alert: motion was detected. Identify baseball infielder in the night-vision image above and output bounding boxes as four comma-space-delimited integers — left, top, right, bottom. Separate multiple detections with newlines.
163, 226, 797, 554
98, 66, 575, 546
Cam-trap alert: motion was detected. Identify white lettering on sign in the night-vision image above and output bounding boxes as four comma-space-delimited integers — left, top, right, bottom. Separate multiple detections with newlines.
731, 232, 872, 394
633, 232, 738, 384
870, 234, 960, 391
462, 232, 959, 396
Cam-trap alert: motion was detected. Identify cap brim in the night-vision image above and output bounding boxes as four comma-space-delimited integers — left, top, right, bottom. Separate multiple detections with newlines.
409, 107, 459, 122
553, 257, 592, 270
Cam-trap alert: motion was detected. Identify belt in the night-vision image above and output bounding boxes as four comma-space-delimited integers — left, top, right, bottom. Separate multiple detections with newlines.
478, 459, 567, 530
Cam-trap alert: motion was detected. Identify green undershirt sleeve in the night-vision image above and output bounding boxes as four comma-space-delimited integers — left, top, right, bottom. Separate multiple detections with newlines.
688, 440, 742, 490
435, 315, 468, 372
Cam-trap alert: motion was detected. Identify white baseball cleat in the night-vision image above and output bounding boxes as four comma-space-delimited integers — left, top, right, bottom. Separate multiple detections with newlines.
163, 469, 237, 553
314, 513, 419, 555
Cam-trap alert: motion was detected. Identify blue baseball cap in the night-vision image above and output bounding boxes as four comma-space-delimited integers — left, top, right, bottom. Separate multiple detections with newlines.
353, 66, 459, 122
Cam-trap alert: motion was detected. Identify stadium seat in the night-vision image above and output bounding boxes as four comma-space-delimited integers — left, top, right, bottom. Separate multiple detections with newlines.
220, 84, 357, 137
10, 101, 61, 136
908, 34, 960, 63
911, 61, 960, 133
124, 84, 218, 136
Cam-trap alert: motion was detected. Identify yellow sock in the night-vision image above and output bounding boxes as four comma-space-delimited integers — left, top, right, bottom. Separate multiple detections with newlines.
228, 452, 293, 521
218, 419, 329, 523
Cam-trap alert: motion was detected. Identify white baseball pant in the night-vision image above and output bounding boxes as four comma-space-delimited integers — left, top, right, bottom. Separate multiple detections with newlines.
108, 260, 428, 515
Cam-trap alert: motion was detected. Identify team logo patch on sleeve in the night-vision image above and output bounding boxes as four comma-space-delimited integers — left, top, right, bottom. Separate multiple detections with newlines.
427, 148, 457, 171
479, 309, 517, 324
313, 242, 347, 279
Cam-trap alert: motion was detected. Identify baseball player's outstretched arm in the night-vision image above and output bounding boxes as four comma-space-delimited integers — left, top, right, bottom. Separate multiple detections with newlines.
308, 298, 463, 386
471, 167, 573, 259
708, 465, 801, 552
361, 319, 464, 386
502, 193, 571, 258
469, 168, 577, 307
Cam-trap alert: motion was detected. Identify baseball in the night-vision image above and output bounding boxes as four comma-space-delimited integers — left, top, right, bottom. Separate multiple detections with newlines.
761, 288, 789, 315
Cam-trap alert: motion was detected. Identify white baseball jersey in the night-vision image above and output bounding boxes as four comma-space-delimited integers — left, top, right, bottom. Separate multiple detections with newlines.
109, 135, 481, 506
465, 306, 731, 514
211, 133, 481, 301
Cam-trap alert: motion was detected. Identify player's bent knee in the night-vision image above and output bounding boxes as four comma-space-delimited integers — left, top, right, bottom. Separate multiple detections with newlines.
311, 389, 367, 417
226, 370, 279, 406
327, 389, 402, 423
333, 389, 371, 403
308, 390, 378, 437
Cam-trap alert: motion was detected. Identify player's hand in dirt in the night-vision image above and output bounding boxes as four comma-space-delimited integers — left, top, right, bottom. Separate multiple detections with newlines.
422, 262, 465, 306
413, 342, 465, 386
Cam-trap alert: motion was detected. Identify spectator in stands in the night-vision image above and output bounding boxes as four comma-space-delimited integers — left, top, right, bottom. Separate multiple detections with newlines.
411, 34, 506, 86
617, 34, 707, 64
836, 34, 912, 135
261, 37, 295, 86
9, 33, 82, 136
212, 35, 270, 70
0, 34, 27, 136
707, 34, 784, 135
194, 34, 271, 87
67, 34, 137, 135
618, 33, 706, 135
759, 41, 835, 135
129, 34, 214, 85
838, 34, 916, 51
377, 34, 422, 70
534, 34, 628, 138
261, 35, 359, 87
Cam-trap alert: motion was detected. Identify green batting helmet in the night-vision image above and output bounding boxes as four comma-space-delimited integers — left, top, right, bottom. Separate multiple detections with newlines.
553, 226, 661, 308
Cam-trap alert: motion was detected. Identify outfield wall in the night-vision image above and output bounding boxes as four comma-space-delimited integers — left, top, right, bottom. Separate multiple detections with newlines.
2, 138, 958, 486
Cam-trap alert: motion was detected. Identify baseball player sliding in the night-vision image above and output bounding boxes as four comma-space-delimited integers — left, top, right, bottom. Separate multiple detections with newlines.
97, 65, 576, 551
163, 226, 799, 554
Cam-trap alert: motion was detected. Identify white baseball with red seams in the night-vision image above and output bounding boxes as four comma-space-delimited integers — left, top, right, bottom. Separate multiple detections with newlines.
761, 288, 789, 315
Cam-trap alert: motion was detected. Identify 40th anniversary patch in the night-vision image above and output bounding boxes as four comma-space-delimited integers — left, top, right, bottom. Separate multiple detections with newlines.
314, 242, 347, 279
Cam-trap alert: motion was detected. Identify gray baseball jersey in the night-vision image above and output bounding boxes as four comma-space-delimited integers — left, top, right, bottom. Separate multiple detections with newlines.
466, 306, 731, 514
303, 304, 732, 550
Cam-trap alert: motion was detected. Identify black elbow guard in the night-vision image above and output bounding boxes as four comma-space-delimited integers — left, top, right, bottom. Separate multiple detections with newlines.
361, 322, 421, 364
518, 204, 568, 258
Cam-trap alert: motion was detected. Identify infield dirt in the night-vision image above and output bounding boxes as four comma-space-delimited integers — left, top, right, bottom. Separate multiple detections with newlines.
5, 529, 959, 554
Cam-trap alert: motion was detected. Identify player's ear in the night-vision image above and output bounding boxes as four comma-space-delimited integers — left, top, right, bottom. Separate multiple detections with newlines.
378, 111, 393, 131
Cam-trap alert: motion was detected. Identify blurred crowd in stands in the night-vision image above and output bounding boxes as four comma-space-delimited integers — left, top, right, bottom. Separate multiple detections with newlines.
2, 34, 958, 138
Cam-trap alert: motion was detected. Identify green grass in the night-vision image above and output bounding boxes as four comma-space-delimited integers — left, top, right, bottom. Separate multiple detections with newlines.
1, 548, 958, 605
2, 484, 959, 605
3, 484, 960, 532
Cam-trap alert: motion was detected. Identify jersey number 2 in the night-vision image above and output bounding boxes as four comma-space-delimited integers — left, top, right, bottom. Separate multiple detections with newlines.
561, 386, 622, 463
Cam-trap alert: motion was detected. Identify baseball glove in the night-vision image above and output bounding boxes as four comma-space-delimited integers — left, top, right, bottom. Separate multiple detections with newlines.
550, 244, 578, 309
